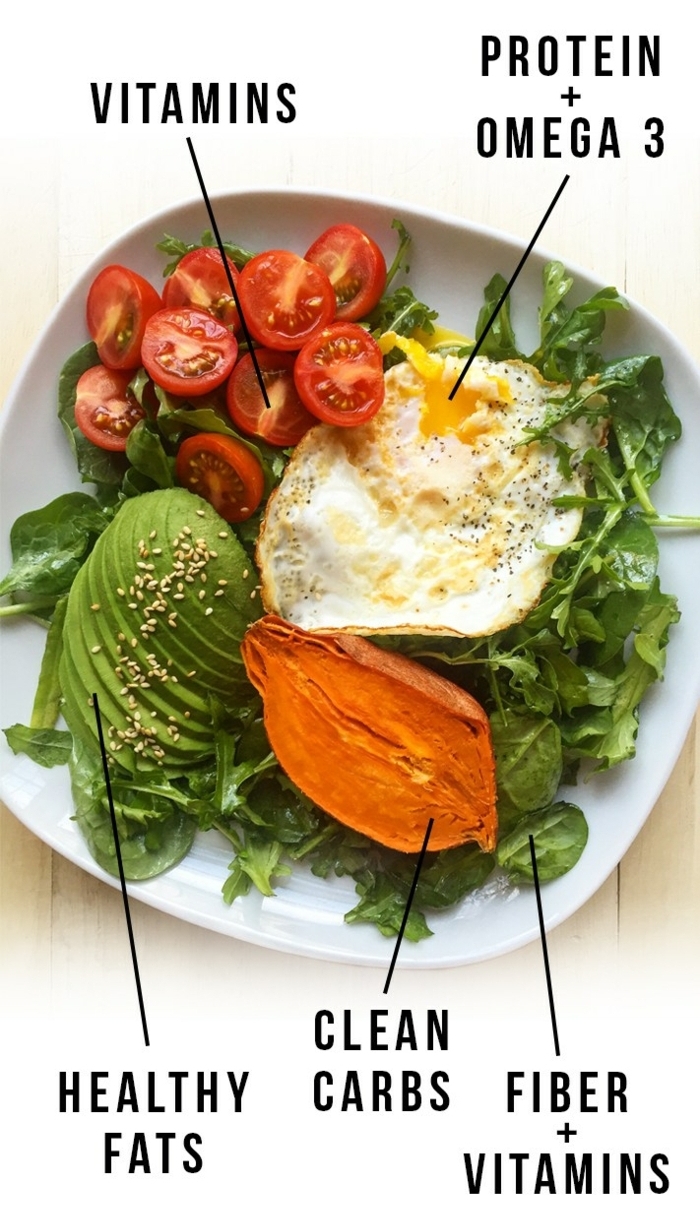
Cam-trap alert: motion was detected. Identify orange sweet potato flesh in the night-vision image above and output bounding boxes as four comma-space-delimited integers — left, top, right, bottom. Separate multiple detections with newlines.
241, 615, 498, 854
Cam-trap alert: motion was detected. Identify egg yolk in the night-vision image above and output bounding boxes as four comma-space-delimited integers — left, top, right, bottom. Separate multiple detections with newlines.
379, 332, 511, 443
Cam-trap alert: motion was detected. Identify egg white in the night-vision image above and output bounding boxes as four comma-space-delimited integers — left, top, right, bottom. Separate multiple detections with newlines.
257, 348, 605, 638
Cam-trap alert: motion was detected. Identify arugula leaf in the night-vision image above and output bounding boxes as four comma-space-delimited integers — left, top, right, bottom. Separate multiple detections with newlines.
345, 872, 433, 941
529, 271, 627, 381
156, 230, 256, 277
473, 273, 524, 362
225, 839, 291, 899
384, 219, 412, 288
367, 286, 438, 366
4, 724, 72, 767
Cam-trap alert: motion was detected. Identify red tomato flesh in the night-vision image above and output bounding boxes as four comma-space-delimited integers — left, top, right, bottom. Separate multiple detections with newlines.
176, 433, 264, 523
237, 250, 335, 350
305, 224, 386, 322
226, 350, 318, 447
294, 323, 385, 427
163, 248, 241, 332
86, 265, 162, 370
74, 366, 145, 451
141, 307, 238, 397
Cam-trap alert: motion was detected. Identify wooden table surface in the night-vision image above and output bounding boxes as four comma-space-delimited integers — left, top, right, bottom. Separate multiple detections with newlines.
1, 121, 698, 1222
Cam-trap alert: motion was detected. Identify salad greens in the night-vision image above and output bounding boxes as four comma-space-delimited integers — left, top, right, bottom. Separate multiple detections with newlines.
2, 223, 695, 942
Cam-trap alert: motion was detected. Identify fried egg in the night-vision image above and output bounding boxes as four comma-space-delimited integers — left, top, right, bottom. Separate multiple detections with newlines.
257, 339, 605, 638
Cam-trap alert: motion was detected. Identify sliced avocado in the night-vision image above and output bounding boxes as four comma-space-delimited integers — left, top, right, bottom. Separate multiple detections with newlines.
60, 489, 262, 775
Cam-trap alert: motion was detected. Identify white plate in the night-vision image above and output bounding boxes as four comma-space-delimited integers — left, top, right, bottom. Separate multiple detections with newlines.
2, 188, 700, 968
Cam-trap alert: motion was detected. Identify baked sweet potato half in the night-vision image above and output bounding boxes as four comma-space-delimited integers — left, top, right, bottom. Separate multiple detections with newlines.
241, 615, 498, 854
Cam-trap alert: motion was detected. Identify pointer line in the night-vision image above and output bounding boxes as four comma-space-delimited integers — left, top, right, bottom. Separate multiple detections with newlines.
185, 137, 271, 408
529, 833, 560, 1057
93, 692, 150, 1047
383, 817, 434, 995
449, 174, 570, 399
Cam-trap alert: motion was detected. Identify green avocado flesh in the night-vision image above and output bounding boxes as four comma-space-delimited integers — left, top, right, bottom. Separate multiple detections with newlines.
59, 489, 262, 775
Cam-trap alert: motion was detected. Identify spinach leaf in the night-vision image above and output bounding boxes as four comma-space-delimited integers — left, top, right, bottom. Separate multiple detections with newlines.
125, 420, 176, 489
57, 342, 128, 490
496, 802, 588, 882
4, 724, 73, 767
0, 492, 108, 600
490, 712, 562, 825
68, 740, 197, 880
30, 595, 68, 728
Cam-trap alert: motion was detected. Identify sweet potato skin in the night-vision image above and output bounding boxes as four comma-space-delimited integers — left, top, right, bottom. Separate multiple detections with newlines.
241, 616, 498, 854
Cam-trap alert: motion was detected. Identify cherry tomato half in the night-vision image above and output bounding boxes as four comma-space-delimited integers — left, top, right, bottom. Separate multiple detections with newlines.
305, 224, 387, 322
74, 365, 145, 452
86, 265, 162, 370
163, 248, 241, 332
226, 350, 318, 447
175, 433, 264, 523
237, 250, 336, 351
141, 307, 238, 397
294, 323, 385, 427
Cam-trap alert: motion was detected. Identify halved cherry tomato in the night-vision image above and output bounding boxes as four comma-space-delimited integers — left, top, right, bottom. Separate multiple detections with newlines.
141, 307, 238, 397
226, 350, 318, 447
237, 250, 335, 351
163, 248, 241, 332
86, 265, 162, 370
176, 433, 264, 523
74, 366, 145, 451
305, 224, 387, 322
294, 323, 385, 427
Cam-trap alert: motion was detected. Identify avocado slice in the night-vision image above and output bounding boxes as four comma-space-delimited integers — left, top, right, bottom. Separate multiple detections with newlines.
60, 489, 262, 774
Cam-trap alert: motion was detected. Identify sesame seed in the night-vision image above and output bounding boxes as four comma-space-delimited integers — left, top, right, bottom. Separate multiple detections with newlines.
149, 530, 157, 540
183, 525, 192, 535
250, 590, 256, 600
196, 509, 205, 516
136, 590, 144, 601
205, 607, 213, 616
186, 670, 196, 678
218, 531, 228, 539
209, 550, 218, 559
153, 547, 162, 555
200, 573, 207, 583
91, 645, 102, 654
120, 687, 129, 696
131, 638, 138, 648
151, 711, 157, 718
173, 733, 180, 742
128, 602, 138, 610
218, 579, 228, 586
117, 587, 125, 597
242, 569, 249, 580
118, 633, 126, 642
198, 589, 206, 600
91, 603, 100, 611
215, 589, 224, 597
